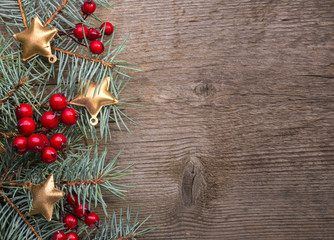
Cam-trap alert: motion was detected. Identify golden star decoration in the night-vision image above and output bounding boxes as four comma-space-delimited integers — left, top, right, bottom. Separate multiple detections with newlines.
70, 77, 119, 126
25, 174, 65, 221
13, 16, 58, 63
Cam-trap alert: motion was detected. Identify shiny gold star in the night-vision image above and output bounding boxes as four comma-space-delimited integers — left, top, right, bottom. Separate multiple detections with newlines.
13, 16, 58, 63
70, 77, 118, 126
27, 174, 65, 221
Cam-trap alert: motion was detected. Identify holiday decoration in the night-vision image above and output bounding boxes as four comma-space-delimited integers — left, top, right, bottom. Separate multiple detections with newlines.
0, 0, 154, 239
74, 203, 88, 218
100, 22, 114, 35
64, 215, 78, 229
41, 147, 57, 163
67, 193, 79, 206
50, 93, 68, 111
89, 40, 104, 54
61, 108, 78, 125
85, 212, 100, 227
50, 133, 67, 150
26, 174, 65, 221
15, 103, 33, 119
73, 24, 88, 39
13, 16, 58, 63
87, 28, 102, 40
17, 117, 36, 136
66, 232, 80, 240
27, 134, 44, 152
12, 136, 28, 154
41, 111, 59, 130
70, 77, 118, 126
52, 231, 67, 240
40, 134, 50, 147
81, 0, 96, 15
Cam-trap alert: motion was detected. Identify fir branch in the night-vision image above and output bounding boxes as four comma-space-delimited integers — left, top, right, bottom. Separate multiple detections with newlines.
0, 194, 42, 240
0, 76, 27, 107
44, 0, 69, 27
113, 233, 136, 240
0, 132, 20, 139
17, 0, 27, 28
52, 46, 116, 68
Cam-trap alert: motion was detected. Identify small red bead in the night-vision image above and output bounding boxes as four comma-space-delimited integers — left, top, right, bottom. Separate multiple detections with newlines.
89, 40, 104, 54
61, 108, 78, 125
67, 193, 79, 205
12, 137, 28, 154
100, 22, 114, 36
74, 204, 88, 218
50, 93, 68, 111
41, 147, 57, 163
66, 232, 79, 240
41, 111, 59, 130
50, 133, 67, 150
64, 215, 78, 229
87, 28, 102, 41
52, 231, 66, 240
73, 24, 88, 39
15, 103, 33, 119
85, 212, 100, 227
27, 134, 44, 152
39, 134, 49, 147
17, 117, 35, 136
81, 0, 96, 15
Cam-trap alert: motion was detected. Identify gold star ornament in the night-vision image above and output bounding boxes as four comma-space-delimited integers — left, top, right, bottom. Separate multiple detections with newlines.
13, 16, 58, 63
70, 77, 119, 126
25, 174, 65, 221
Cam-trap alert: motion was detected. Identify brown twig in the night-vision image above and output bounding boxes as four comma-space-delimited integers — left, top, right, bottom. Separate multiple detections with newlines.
113, 233, 136, 240
0, 175, 107, 188
52, 47, 116, 69
0, 132, 21, 139
44, 0, 69, 27
17, 0, 28, 28
0, 76, 28, 107
1, 194, 42, 240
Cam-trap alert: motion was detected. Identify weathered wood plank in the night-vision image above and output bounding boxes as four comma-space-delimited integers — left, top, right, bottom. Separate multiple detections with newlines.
95, 0, 334, 239
94, 0, 334, 239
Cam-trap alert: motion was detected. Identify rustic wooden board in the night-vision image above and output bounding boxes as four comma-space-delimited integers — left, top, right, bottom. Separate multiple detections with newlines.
96, 0, 334, 239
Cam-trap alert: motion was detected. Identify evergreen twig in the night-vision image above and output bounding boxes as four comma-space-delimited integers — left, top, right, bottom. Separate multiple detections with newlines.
1, 194, 42, 240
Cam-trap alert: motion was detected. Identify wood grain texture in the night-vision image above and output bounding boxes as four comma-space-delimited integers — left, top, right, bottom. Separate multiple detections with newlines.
97, 0, 334, 239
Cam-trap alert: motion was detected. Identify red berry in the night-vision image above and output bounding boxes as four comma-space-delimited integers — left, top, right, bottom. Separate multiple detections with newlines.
41, 147, 57, 163
15, 103, 33, 119
50, 93, 68, 111
87, 28, 102, 41
17, 117, 35, 136
61, 108, 78, 125
73, 24, 88, 39
89, 40, 104, 54
67, 193, 79, 205
74, 204, 88, 218
39, 134, 49, 147
85, 212, 99, 227
52, 231, 66, 240
100, 22, 114, 36
64, 215, 77, 229
50, 133, 67, 150
81, 0, 96, 15
27, 134, 44, 152
66, 232, 79, 240
41, 111, 59, 130
12, 137, 28, 154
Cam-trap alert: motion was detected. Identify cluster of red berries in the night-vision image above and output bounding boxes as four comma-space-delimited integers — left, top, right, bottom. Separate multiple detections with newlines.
73, 0, 114, 54
12, 94, 78, 163
52, 193, 100, 240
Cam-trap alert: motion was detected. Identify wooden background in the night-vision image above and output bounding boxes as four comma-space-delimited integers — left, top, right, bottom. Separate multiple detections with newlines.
98, 0, 334, 239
